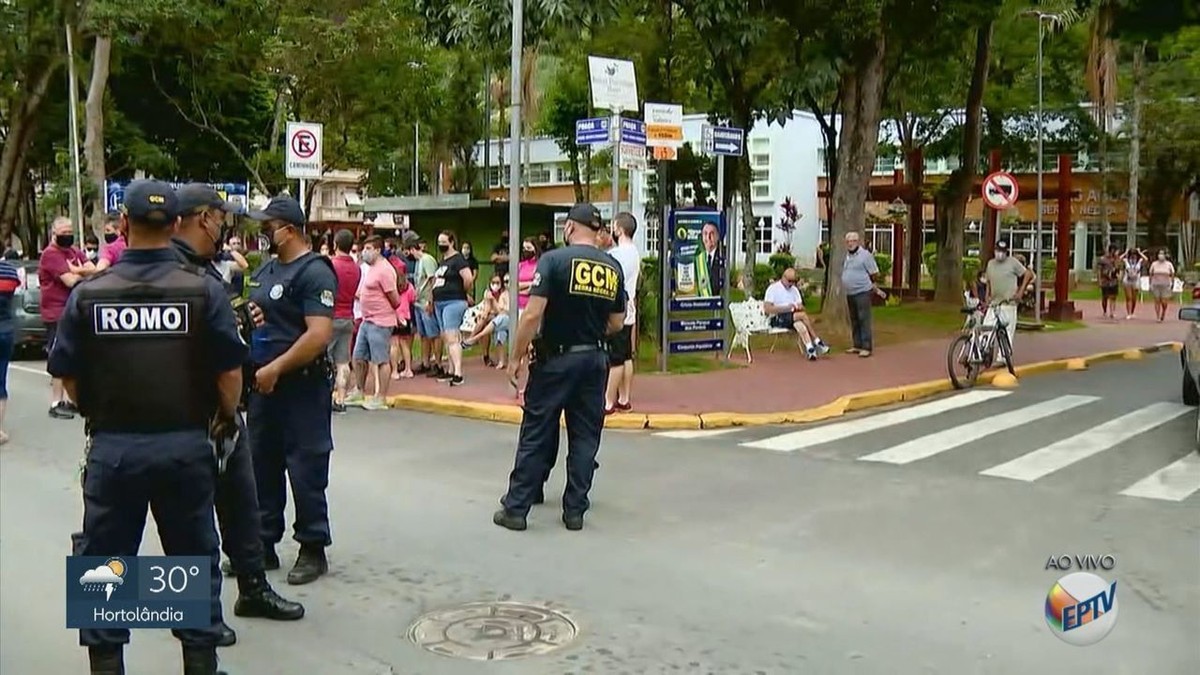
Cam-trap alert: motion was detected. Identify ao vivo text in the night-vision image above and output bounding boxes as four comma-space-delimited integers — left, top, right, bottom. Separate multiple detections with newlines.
1044, 554, 1116, 571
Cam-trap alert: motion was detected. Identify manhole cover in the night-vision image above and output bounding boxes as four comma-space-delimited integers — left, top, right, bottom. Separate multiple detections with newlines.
407, 601, 578, 660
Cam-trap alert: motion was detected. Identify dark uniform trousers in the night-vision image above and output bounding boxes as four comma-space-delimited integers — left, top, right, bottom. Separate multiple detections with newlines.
248, 372, 334, 548
214, 414, 264, 573
77, 431, 223, 648
503, 349, 608, 516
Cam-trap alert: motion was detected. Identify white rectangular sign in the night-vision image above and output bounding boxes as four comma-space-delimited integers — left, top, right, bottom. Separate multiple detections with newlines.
588, 56, 639, 113
618, 142, 646, 171
285, 121, 324, 180
644, 102, 683, 148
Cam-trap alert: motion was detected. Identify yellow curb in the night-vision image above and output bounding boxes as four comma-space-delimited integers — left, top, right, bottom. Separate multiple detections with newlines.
383, 341, 1183, 430
645, 414, 702, 430
841, 387, 906, 412
992, 372, 1020, 388
604, 414, 649, 430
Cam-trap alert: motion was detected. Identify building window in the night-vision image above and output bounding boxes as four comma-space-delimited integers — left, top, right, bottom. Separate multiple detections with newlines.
874, 155, 896, 174
817, 148, 827, 174
751, 168, 769, 183
645, 215, 661, 256
753, 184, 770, 199
751, 137, 770, 153
742, 216, 774, 255
752, 153, 770, 168
528, 163, 552, 185
487, 167, 502, 188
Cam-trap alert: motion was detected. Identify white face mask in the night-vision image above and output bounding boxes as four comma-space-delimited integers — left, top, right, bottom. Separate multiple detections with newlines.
996, 251, 1008, 261
1158, 254, 1167, 261
490, 283, 501, 292
361, 250, 379, 264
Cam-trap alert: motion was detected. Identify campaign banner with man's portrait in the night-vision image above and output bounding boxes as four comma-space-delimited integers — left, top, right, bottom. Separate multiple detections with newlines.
669, 209, 725, 311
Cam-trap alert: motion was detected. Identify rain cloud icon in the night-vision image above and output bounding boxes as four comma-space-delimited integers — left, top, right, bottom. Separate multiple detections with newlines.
79, 558, 126, 601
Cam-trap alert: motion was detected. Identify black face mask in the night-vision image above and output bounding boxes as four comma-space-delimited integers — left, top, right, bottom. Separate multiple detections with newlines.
55, 235, 75, 248
103, 233, 118, 244
438, 244, 451, 253
520, 250, 534, 261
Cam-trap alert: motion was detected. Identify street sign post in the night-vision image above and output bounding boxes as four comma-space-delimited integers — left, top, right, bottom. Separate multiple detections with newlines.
574, 117, 610, 146
982, 171, 1020, 210
618, 118, 647, 172
701, 124, 744, 355
286, 121, 323, 215
588, 55, 639, 221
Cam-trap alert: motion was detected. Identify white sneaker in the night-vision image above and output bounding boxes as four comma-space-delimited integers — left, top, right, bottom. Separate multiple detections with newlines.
806, 347, 817, 361
362, 398, 389, 411
815, 340, 830, 355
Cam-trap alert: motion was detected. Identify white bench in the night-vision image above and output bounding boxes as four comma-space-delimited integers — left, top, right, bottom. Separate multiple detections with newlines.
727, 296, 798, 363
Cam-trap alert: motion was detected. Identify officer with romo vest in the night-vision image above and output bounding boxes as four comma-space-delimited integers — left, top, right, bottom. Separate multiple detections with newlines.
244, 196, 337, 584
173, 184, 306, 643
494, 202, 626, 532
48, 180, 246, 675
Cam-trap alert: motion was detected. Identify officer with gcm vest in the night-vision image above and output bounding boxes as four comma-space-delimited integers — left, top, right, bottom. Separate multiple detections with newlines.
494, 203, 626, 532
173, 185, 306, 645
48, 180, 245, 675
244, 196, 337, 584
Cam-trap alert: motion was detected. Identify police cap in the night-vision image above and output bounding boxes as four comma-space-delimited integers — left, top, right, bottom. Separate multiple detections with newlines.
566, 202, 602, 230
176, 183, 245, 217
121, 179, 179, 226
246, 195, 306, 228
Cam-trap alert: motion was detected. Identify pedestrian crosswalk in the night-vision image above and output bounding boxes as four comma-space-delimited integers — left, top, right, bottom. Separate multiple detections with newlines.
652, 391, 1200, 503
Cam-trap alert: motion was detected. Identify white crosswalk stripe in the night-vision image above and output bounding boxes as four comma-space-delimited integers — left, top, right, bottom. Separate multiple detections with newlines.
859, 395, 1099, 465
657, 390, 1199, 502
1119, 453, 1200, 502
738, 390, 1012, 452
979, 402, 1193, 481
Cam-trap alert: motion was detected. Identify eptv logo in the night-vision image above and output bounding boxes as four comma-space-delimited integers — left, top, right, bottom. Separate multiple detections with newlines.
1043, 554, 1119, 646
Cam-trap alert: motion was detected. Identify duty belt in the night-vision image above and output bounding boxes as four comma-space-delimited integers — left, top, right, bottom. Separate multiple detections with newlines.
253, 358, 333, 383
540, 342, 604, 358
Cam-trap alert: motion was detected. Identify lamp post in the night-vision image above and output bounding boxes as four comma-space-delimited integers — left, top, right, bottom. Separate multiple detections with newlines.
506, 0, 524, 360
64, 21, 85, 241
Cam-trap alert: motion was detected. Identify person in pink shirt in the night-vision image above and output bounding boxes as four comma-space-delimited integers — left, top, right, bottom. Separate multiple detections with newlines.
38, 216, 90, 418
95, 213, 126, 271
390, 275, 417, 379
516, 237, 540, 308
352, 236, 400, 410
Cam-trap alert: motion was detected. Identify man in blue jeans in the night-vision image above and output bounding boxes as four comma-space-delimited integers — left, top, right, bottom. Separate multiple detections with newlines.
841, 231, 885, 358
406, 236, 443, 376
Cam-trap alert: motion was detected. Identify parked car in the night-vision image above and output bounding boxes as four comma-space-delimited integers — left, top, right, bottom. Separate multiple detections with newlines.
1180, 305, 1200, 448
11, 260, 46, 357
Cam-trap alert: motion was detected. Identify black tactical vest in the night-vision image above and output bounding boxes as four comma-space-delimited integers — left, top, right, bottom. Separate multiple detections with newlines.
74, 264, 214, 432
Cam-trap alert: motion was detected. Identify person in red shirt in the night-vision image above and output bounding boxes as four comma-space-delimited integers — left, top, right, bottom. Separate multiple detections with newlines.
95, 212, 126, 271
327, 230, 361, 413
38, 216, 91, 419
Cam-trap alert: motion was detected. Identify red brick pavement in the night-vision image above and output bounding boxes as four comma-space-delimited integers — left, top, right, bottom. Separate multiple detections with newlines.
381, 299, 1188, 415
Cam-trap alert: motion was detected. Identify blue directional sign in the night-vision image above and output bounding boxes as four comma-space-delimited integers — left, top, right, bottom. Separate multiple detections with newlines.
710, 126, 744, 156
670, 318, 725, 333
574, 117, 611, 146
669, 339, 725, 354
105, 181, 249, 215
619, 118, 646, 146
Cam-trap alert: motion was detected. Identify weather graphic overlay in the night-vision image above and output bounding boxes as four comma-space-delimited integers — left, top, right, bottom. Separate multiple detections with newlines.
66, 556, 212, 630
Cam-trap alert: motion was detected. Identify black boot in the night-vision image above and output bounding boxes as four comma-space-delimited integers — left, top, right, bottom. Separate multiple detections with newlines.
235, 572, 305, 620
492, 508, 527, 531
215, 620, 237, 647
87, 646, 124, 675
182, 646, 227, 675
286, 545, 327, 585
221, 548, 280, 576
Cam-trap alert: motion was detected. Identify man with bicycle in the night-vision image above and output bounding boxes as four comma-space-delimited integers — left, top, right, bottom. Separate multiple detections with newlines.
982, 240, 1034, 366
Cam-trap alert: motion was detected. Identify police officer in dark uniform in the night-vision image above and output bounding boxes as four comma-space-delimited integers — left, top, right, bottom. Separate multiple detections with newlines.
174, 185, 306, 642
244, 196, 337, 584
49, 180, 245, 675
494, 203, 626, 532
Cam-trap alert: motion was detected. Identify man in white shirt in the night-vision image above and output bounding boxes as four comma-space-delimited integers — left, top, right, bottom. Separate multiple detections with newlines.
763, 268, 829, 361
604, 213, 641, 412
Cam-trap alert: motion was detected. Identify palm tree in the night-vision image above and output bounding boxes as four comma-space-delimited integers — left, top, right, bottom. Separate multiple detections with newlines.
519, 46, 543, 200
1085, 1, 1119, 246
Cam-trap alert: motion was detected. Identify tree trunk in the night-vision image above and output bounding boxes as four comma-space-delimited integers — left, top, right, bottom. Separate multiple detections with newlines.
1099, 114, 1110, 245
0, 60, 61, 241
568, 145, 584, 203
84, 35, 113, 233
934, 22, 992, 303
268, 87, 287, 152
1126, 42, 1144, 248
730, 106, 757, 293
826, 34, 888, 330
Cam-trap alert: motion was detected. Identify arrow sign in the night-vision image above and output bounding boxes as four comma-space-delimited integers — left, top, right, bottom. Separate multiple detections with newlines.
575, 117, 611, 146
709, 126, 744, 156
981, 171, 1019, 209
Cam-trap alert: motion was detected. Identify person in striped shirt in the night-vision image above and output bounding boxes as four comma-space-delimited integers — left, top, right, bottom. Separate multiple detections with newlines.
0, 258, 21, 444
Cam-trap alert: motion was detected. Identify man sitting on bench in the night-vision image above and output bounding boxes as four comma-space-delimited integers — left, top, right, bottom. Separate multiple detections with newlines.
763, 268, 830, 361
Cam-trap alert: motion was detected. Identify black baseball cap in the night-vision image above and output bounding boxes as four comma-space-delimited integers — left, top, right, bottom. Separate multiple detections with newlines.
566, 202, 602, 230
995, 240, 1009, 252
401, 230, 422, 248
121, 179, 178, 226
246, 195, 306, 228
176, 183, 245, 217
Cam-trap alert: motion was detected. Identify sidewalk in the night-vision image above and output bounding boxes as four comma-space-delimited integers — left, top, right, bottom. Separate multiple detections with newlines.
382, 299, 1188, 428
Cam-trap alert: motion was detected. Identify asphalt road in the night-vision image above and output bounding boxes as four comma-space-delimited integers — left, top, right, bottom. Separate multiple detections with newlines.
1, 354, 1197, 674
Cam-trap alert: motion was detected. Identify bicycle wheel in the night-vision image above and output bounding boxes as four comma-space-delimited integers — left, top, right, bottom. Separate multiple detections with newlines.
947, 333, 979, 389
996, 327, 1016, 375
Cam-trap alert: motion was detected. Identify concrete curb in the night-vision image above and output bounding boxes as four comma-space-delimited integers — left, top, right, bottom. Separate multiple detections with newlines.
385, 341, 1184, 430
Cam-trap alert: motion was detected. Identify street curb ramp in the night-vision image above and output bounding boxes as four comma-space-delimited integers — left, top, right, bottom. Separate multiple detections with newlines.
385, 342, 1182, 431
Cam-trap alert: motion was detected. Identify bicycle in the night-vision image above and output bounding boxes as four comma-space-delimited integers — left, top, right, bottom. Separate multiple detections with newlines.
947, 296, 1016, 389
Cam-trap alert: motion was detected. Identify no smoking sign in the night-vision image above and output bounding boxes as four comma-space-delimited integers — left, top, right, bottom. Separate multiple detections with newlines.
981, 171, 1019, 210
285, 121, 323, 179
